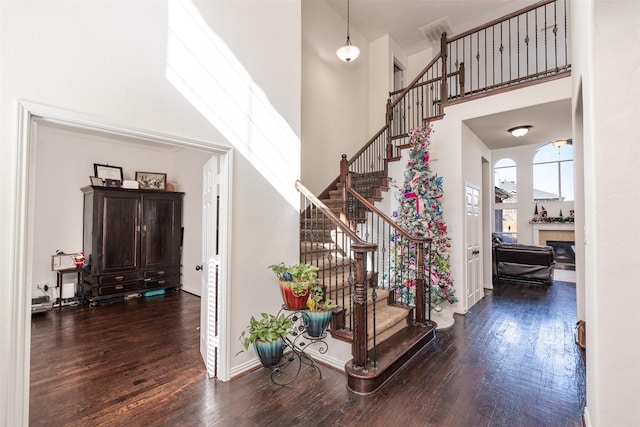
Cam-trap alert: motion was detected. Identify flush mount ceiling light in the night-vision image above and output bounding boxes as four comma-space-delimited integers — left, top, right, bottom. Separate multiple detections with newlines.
507, 125, 533, 137
336, 0, 360, 63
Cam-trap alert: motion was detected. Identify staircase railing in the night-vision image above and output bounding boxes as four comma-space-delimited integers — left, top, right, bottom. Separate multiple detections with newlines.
340, 159, 433, 325
296, 180, 376, 369
296, 180, 432, 370
345, 0, 571, 168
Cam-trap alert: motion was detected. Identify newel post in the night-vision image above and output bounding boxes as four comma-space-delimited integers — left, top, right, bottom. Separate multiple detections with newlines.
440, 32, 448, 115
340, 154, 349, 184
415, 241, 426, 324
385, 98, 394, 158
351, 242, 377, 369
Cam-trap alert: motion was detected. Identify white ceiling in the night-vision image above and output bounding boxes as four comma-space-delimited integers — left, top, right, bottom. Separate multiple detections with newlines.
324, 0, 529, 55
464, 99, 572, 150
319, 0, 572, 150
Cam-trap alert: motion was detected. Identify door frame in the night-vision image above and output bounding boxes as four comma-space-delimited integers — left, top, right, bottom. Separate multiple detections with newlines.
8, 100, 233, 424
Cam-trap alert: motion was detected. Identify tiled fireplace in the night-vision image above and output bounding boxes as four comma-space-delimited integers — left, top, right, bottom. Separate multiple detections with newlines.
533, 224, 575, 268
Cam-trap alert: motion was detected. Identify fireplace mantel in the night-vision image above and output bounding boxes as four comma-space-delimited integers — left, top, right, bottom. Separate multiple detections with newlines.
532, 223, 575, 246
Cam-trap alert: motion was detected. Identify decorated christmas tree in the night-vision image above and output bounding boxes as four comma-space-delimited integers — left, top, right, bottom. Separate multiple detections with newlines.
390, 123, 457, 307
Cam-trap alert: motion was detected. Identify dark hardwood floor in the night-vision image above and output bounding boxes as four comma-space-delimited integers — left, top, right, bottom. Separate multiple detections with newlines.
30, 281, 585, 426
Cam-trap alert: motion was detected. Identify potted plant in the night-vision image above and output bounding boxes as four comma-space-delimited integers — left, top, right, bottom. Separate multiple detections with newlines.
268, 262, 319, 310
237, 312, 294, 368
302, 285, 337, 338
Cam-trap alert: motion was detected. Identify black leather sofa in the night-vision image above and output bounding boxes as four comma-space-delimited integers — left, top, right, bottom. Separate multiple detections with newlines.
492, 235, 556, 286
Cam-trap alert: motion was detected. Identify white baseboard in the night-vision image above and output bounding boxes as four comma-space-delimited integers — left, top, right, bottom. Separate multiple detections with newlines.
229, 357, 262, 380
303, 347, 348, 371
583, 407, 592, 427
229, 344, 349, 380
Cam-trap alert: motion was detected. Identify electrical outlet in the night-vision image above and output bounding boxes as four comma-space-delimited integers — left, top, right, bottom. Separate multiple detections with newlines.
36, 283, 50, 293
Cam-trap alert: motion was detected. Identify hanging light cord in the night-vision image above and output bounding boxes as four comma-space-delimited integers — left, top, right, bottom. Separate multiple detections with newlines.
336, 0, 359, 62
346, 0, 352, 45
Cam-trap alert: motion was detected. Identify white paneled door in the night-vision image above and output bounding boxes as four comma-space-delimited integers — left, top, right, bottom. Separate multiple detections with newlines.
465, 184, 483, 310
200, 155, 220, 378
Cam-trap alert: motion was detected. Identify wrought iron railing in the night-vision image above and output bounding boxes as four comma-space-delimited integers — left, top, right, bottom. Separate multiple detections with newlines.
339, 160, 433, 323
444, 0, 570, 99
296, 180, 431, 370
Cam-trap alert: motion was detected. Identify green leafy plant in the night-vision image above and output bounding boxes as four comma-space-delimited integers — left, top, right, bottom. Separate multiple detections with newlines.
237, 312, 294, 354
306, 285, 337, 312
268, 262, 319, 296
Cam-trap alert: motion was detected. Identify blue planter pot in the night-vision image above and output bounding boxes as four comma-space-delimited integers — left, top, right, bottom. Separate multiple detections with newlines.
253, 338, 284, 368
302, 310, 333, 338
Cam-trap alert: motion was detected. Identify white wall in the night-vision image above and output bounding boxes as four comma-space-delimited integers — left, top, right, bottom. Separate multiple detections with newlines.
301, 0, 369, 194
571, 1, 640, 425
367, 34, 410, 136
407, 48, 435, 85
0, 1, 301, 424
369, 35, 392, 135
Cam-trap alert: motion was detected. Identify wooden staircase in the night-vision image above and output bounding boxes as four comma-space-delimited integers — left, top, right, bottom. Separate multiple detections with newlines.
297, 0, 570, 397
298, 175, 437, 395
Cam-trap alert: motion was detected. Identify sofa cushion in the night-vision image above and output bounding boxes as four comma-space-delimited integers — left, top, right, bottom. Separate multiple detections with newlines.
495, 244, 555, 266
493, 243, 555, 285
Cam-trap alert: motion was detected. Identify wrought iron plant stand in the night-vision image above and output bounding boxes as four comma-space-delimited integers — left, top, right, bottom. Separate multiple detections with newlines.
269, 306, 328, 386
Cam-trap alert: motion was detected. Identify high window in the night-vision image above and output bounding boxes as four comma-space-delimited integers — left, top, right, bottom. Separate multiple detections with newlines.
494, 158, 517, 242
533, 142, 574, 201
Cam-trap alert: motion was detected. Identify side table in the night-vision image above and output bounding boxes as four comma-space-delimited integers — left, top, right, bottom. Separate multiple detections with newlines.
56, 267, 84, 310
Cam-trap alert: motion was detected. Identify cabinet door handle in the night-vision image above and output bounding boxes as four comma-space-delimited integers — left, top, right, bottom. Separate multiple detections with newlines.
115, 276, 124, 281
158, 271, 165, 276
158, 280, 165, 285
142, 225, 148, 232
115, 285, 124, 290
136, 225, 141, 232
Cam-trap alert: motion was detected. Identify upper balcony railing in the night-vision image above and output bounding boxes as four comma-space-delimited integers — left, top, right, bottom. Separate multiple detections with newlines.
383, 0, 571, 155
345, 1, 570, 180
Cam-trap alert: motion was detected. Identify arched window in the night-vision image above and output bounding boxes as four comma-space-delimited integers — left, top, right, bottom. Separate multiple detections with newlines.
494, 158, 517, 242
494, 158, 516, 203
533, 142, 574, 201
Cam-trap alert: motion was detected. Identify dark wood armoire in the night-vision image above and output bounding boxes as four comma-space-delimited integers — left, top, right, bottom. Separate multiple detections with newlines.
81, 185, 183, 305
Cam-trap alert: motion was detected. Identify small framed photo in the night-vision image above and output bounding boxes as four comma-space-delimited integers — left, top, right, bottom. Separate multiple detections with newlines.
135, 171, 166, 190
89, 176, 104, 186
94, 163, 123, 182
104, 179, 122, 188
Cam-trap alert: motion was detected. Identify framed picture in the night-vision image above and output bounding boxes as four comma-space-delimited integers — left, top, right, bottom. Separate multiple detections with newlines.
104, 179, 122, 188
136, 171, 166, 190
89, 176, 104, 186
94, 163, 123, 182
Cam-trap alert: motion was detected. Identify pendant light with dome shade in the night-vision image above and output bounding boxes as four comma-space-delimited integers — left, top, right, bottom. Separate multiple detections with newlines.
336, 0, 360, 63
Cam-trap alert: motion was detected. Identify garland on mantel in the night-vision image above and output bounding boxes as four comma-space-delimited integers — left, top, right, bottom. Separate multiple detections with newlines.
389, 123, 457, 307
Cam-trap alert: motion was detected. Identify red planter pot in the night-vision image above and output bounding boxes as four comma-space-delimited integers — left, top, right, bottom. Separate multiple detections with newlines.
279, 280, 311, 310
